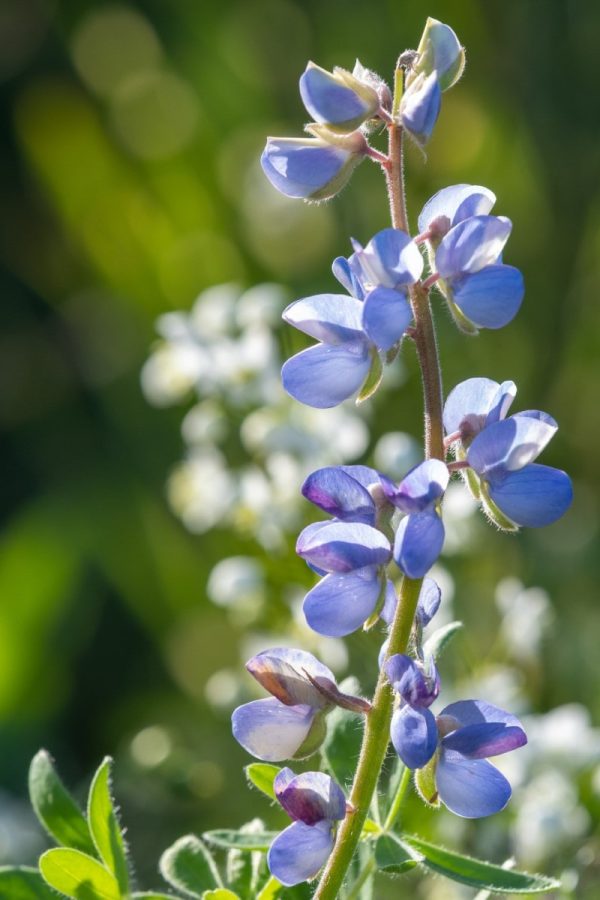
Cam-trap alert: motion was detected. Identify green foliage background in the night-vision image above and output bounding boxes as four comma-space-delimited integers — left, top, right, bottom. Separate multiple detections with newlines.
0, 0, 599, 894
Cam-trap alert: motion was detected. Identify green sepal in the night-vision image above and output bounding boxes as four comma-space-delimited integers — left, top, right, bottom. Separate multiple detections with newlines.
375, 834, 420, 874
362, 576, 388, 630
422, 620, 463, 662
39, 848, 120, 900
399, 835, 561, 894
159, 834, 222, 895
244, 763, 280, 801
445, 294, 480, 335
203, 831, 277, 852
480, 483, 520, 532
87, 757, 130, 894
356, 350, 383, 404
28, 750, 96, 855
414, 755, 439, 808
0, 866, 57, 899
293, 708, 328, 759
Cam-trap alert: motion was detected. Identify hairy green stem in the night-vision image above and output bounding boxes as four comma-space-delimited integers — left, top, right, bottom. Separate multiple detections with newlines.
383, 764, 412, 832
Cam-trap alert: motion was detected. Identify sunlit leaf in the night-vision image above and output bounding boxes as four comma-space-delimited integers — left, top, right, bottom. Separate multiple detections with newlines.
0, 867, 57, 899
159, 834, 221, 895
244, 763, 281, 801
39, 849, 120, 900
87, 758, 130, 894
203, 831, 277, 852
28, 750, 96, 855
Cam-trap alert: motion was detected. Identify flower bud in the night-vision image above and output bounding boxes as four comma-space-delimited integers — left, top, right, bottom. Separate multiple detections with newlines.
261, 135, 367, 201
299, 61, 380, 133
400, 72, 441, 147
411, 17, 465, 92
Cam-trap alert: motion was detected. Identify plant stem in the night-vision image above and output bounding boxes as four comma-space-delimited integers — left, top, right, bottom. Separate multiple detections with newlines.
346, 857, 376, 900
383, 764, 412, 832
313, 576, 423, 900
314, 88, 446, 898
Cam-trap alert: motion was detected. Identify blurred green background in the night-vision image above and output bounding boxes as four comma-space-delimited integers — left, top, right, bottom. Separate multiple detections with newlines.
1, 0, 599, 896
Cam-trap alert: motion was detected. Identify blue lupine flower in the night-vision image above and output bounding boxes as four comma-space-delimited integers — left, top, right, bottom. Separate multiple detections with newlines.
400, 71, 441, 147
301, 463, 388, 526
282, 229, 422, 408
387, 654, 441, 768
267, 768, 346, 885
379, 577, 442, 668
299, 62, 381, 133
382, 459, 449, 578
417, 184, 524, 331
232, 648, 339, 761
398, 699, 528, 819
298, 519, 392, 637
410, 18, 465, 92
443, 377, 573, 528
261, 134, 367, 202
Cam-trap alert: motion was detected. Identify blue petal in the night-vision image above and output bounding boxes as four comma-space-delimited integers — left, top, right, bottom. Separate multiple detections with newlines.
488, 463, 573, 527
385, 654, 439, 707
302, 467, 375, 524
356, 228, 424, 289
282, 341, 371, 408
332, 256, 365, 300
299, 62, 376, 129
385, 459, 449, 513
442, 721, 527, 758
380, 578, 398, 625
232, 698, 315, 761
467, 416, 558, 479
283, 294, 365, 343
339, 465, 383, 491
261, 138, 356, 200
275, 769, 346, 824
436, 215, 512, 278
246, 648, 335, 708
486, 380, 518, 426
297, 521, 391, 573
401, 72, 441, 145
451, 265, 524, 329
268, 820, 334, 886
436, 752, 511, 818
304, 567, 383, 636
440, 698, 525, 730
362, 287, 413, 350
394, 510, 445, 579
416, 577, 442, 626
443, 377, 502, 437
418, 184, 496, 234
390, 705, 438, 768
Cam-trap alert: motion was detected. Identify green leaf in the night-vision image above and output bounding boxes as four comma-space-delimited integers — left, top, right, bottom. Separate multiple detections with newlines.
201, 892, 240, 899
87, 758, 130, 895
362, 818, 382, 836
356, 351, 383, 404
159, 834, 221, 896
255, 875, 282, 899
39, 849, 120, 900
226, 819, 268, 899
28, 750, 96, 855
244, 764, 280, 801
203, 831, 277, 852
0, 867, 57, 899
400, 835, 561, 893
321, 677, 363, 787
374, 834, 420, 875
132, 895, 187, 899
422, 621, 463, 662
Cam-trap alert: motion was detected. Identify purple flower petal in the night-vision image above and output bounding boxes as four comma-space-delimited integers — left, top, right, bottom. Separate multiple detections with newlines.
385, 459, 449, 513
303, 567, 383, 636
282, 341, 371, 409
436, 215, 512, 278
362, 287, 413, 351
385, 654, 440, 707
443, 377, 506, 438
338, 465, 383, 491
394, 510, 445, 579
275, 770, 346, 824
380, 578, 398, 625
390, 705, 438, 768
300, 63, 377, 129
401, 72, 441, 145
246, 648, 335, 708
332, 256, 365, 300
486, 380, 518, 426
301, 467, 376, 524
467, 415, 558, 479
261, 137, 362, 201
282, 294, 364, 344
436, 752, 511, 818
268, 820, 334, 886
442, 721, 527, 758
488, 463, 573, 528
416, 577, 442, 626
439, 699, 524, 730
297, 520, 391, 573
231, 698, 315, 761
451, 264, 524, 329
418, 184, 496, 234
355, 228, 424, 289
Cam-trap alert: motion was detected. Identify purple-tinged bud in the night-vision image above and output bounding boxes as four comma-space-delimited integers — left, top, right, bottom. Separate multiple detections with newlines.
411, 17, 465, 92
261, 134, 367, 202
299, 61, 380, 133
400, 72, 441, 147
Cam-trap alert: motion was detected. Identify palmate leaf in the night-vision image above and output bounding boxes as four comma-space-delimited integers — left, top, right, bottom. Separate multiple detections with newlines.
399, 835, 561, 893
87, 758, 130, 895
203, 831, 277, 853
226, 819, 269, 900
201, 892, 240, 899
28, 751, 96, 855
132, 894, 188, 899
39, 849, 120, 900
374, 834, 419, 875
0, 866, 57, 899
159, 835, 222, 896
